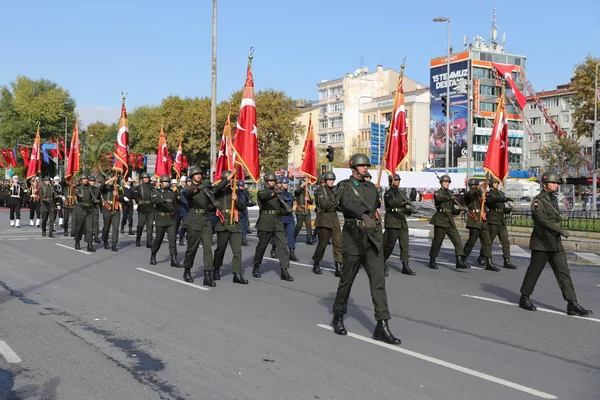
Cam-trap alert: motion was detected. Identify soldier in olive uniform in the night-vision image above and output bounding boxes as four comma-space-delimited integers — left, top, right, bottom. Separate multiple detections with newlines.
252, 172, 294, 281
518, 171, 592, 317
182, 167, 219, 286
62, 182, 76, 237
462, 179, 500, 271
383, 174, 415, 277
293, 178, 314, 245
331, 154, 401, 345
311, 172, 342, 276
88, 176, 101, 243
133, 172, 155, 248
428, 175, 470, 270
8, 176, 24, 228
73, 175, 96, 252
486, 178, 517, 269
150, 175, 182, 268
99, 175, 121, 251
120, 177, 135, 235
40, 176, 57, 237
212, 170, 248, 284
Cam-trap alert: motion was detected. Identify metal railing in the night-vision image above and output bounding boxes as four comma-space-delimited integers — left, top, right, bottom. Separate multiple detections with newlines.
506, 210, 600, 232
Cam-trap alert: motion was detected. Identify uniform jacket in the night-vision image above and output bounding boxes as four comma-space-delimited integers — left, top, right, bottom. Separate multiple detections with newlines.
293, 186, 313, 215
213, 181, 247, 232
74, 183, 95, 210
152, 187, 178, 226
530, 190, 564, 252
486, 188, 508, 226
430, 188, 457, 228
280, 190, 295, 224
183, 179, 223, 232
255, 186, 287, 232
100, 183, 122, 213
62, 184, 76, 208
40, 184, 57, 212
464, 187, 487, 229
314, 185, 339, 228
133, 183, 155, 212
383, 186, 411, 229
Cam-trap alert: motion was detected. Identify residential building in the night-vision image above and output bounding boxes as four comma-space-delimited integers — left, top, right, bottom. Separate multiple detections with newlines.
287, 100, 320, 178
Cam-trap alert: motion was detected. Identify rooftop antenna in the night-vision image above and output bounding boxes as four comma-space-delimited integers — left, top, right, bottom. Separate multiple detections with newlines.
463, 35, 470, 49
490, 7, 498, 46
359, 55, 365, 69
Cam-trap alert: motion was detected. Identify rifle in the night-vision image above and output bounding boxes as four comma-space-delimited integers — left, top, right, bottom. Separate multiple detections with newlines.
433, 171, 464, 213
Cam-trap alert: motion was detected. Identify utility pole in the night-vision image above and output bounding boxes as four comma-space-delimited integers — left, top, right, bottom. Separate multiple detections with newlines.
210, 0, 217, 179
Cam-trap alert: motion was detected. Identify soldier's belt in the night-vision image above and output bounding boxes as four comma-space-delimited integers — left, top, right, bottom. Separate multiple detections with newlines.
190, 208, 206, 213
79, 203, 92, 207
158, 212, 174, 217
264, 210, 280, 215
140, 200, 151, 204
344, 218, 365, 227
104, 200, 114, 204
437, 208, 452, 212
388, 208, 403, 213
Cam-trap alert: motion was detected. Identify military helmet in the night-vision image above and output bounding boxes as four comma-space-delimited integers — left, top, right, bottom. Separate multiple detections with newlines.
264, 172, 277, 182
185, 176, 191, 182
279, 176, 289, 184
79, 174, 89, 180
140, 172, 150, 179
439, 174, 451, 183
159, 174, 170, 183
220, 170, 232, 181
43, 176, 51, 182
467, 178, 478, 186
393, 173, 401, 180
236, 179, 245, 186
89, 175, 96, 182
188, 167, 202, 177
323, 171, 336, 181
541, 170, 561, 184
490, 177, 500, 185
348, 153, 370, 169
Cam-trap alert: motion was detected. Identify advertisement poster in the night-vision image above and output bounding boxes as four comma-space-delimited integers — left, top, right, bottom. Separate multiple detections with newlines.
429, 59, 470, 169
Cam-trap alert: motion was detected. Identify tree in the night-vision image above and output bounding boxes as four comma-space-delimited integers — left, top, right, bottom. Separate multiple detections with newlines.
570, 55, 600, 137
85, 121, 118, 147
82, 140, 113, 178
539, 136, 588, 175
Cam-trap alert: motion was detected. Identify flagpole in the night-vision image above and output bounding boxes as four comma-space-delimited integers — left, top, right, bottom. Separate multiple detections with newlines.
210, 0, 218, 181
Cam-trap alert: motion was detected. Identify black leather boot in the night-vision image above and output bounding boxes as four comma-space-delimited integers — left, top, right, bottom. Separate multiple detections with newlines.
428, 257, 438, 269
48, 230, 54, 238
477, 255, 486, 266
150, 252, 157, 265
203, 270, 216, 287
334, 262, 342, 277
75, 241, 81, 250
456, 256, 470, 269
42, 231, 46, 237
567, 301, 593, 317
64, 228, 68, 236
280, 269, 294, 281
178, 236, 184, 246
120, 226, 124, 234
233, 272, 248, 284
373, 320, 401, 345
128, 227, 134, 235
519, 294, 537, 311
183, 268, 193, 283
111, 243, 118, 252
312, 261, 322, 275
103, 241, 110, 250
384, 263, 389, 277
94, 235, 100, 244
289, 248, 299, 262
252, 264, 261, 278
212, 267, 221, 280
485, 257, 500, 272
146, 237, 153, 249
135, 227, 142, 247
401, 262, 415, 276
87, 242, 96, 252
331, 314, 347, 335
241, 238, 248, 246
306, 237, 314, 245
503, 258, 517, 269
270, 247, 277, 258
170, 255, 181, 268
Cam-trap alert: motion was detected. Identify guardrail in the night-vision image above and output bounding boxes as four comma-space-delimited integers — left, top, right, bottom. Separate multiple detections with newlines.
506, 210, 600, 232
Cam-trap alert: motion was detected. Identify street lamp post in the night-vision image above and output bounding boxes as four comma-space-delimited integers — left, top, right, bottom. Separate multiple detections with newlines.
434, 16, 451, 174
58, 114, 68, 176
594, 63, 599, 212
210, 0, 217, 180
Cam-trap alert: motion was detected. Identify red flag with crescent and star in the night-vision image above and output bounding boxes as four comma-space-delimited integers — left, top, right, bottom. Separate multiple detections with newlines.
483, 93, 509, 182
232, 59, 260, 182
383, 72, 408, 174
491, 62, 526, 110
173, 141, 183, 179
154, 127, 170, 178
215, 112, 234, 180
26, 126, 42, 180
19, 147, 29, 167
65, 117, 80, 184
113, 101, 129, 177
299, 115, 317, 184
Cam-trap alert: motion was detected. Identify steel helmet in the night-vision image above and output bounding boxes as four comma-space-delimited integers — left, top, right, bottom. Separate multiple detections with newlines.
439, 174, 451, 183
220, 170, 232, 181
348, 153, 370, 169
393, 174, 401, 180
89, 176, 96, 182
43, 176, 51, 182
263, 172, 277, 182
467, 178, 478, 186
79, 174, 89, 180
279, 176, 289, 184
188, 167, 202, 177
140, 172, 150, 179
541, 170, 561, 184
490, 177, 500, 185
322, 171, 336, 181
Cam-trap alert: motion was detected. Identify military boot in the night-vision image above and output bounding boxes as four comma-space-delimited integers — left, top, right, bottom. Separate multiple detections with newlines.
567, 301, 593, 317
306, 237, 314, 245
135, 227, 142, 247
519, 294, 537, 311
289, 248, 299, 262
241, 238, 248, 246
485, 257, 500, 272
331, 314, 347, 335
103, 241, 110, 250
401, 262, 416, 276
312, 261, 322, 275
94, 235, 100, 244
183, 268, 193, 283
86, 242, 96, 252
120, 226, 124, 234
111, 243, 118, 252
75, 241, 81, 250
456, 256, 470, 269
428, 257, 438, 269
150, 252, 157, 265
477, 255, 486, 266
146, 236, 153, 249
48, 228, 54, 238
373, 320, 401, 345
212, 267, 221, 280
128, 227, 134, 235
334, 262, 342, 278
270, 246, 277, 258
252, 264, 261, 278
233, 272, 248, 284
170, 255, 181, 268
64, 228, 68, 236
280, 269, 294, 281
203, 270, 216, 287
503, 258, 517, 269
42, 230, 46, 237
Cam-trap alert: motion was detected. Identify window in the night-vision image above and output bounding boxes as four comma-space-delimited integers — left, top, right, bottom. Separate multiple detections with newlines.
508, 120, 522, 130
480, 85, 501, 96
528, 102, 537, 110
529, 117, 541, 126
329, 133, 343, 143
529, 150, 540, 159
529, 133, 541, 142
480, 102, 497, 112
329, 86, 344, 98
544, 132, 554, 141
319, 135, 327, 144
509, 153, 521, 164
329, 102, 344, 113
319, 105, 327, 115
562, 113, 570, 123
367, 115, 371, 124
319, 120, 327, 130
329, 117, 343, 128
383, 112, 392, 122
561, 97, 570, 111
318, 90, 327, 100
542, 98, 559, 108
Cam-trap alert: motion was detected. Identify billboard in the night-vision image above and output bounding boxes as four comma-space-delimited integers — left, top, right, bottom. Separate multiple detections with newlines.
370, 122, 386, 165
429, 59, 470, 169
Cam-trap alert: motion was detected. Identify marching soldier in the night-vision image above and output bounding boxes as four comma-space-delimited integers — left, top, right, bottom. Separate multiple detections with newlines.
53, 176, 64, 227
40, 176, 57, 237
486, 177, 517, 269
212, 170, 249, 284
428, 175, 470, 270
462, 179, 500, 271
73, 174, 96, 252
28, 177, 41, 227
178, 176, 191, 246
88, 176, 101, 243
293, 178, 314, 245
519, 170, 592, 316
62, 181, 76, 237
383, 174, 415, 277
171, 178, 185, 246
236, 179, 255, 246
150, 175, 182, 268
331, 154, 400, 345
252, 172, 293, 281
182, 168, 218, 286
311, 172, 342, 276
99, 174, 121, 251
133, 172, 155, 248
120, 177, 135, 235
8, 176, 24, 228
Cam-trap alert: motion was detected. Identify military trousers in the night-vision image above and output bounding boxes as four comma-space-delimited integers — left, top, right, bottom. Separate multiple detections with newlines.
464, 225, 492, 258
121, 203, 134, 230
489, 224, 511, 258
92, 207, 100, 238
29, 201, 40, 219
271, 221, 296, 249
294, 214, 312, 241
101, 210, 120, 244
63, 207, 74, 235
137, 210, 155, 240
9, 198, 21, 220
333, 246, 391, 321
429, 225, 464, 258
73, 207, 92, 242
213, 230, 243, 273
41, 208, 56, 233
254, 230, 290, 270
152, 221, 178, 256
312, 225, 343, 263
520, 250, 577, 301
183, 228, 214, 271
383, 227, 410, 262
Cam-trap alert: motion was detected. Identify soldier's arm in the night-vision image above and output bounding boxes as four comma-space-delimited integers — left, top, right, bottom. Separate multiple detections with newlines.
183, 184, 205, 200
531, 199, 563, 236
337, 183, 368, 218
434, 190, 452, 205
257, 188, 274, 202
293, 186, 304, 197
151, 191, 164, 205
212, 178, 229, 195
486, 190, 504, 205
235, 196, 247, 212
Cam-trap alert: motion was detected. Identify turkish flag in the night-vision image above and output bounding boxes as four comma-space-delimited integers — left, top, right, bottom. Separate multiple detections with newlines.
483, 94, 509, 182
19, 147, 29, 167
182, 154, 188, 170
215, 113, 234, 180
232, 59, 260, 182
491, 63, 526, 110
136, 154, 143, 169
7, 149, 17, 167
173, 142, 183, 179
113, 101, 129, 177
384, 73, 408, 174
1, 149, 11, 167
299, 115, 317, 184
27, 126, 42, 180
65, 118, 80, 184
155, 127, 170, 178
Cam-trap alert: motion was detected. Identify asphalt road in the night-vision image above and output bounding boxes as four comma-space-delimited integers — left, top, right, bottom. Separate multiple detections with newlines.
0, 208, 599, 400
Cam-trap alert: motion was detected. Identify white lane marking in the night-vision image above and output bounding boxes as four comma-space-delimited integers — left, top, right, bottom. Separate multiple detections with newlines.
136, 268, 210, 291
462, 294, 600, 323
403, 256, 484, 270
263, 256, 336, 272
55, 243, 92, 255
316, 324, 556, 399
8, 238, 29, 241
574, 252, 600, 264
0, 340, 22, 363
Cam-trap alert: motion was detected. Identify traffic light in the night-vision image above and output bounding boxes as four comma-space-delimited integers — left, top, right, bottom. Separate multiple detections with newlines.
326, 146, 334, 162
441, 95, 448, 116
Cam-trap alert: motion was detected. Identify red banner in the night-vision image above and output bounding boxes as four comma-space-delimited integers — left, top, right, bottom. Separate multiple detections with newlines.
299, 115, 317, 184
182, 154, 188, 170
65, 118, 80, 184
384, 72, 408, 174
483, 94, 509, 182
173, 142, 183, 179
19, 147, 29, 167
7, 149, 17, 167
0, 149, 11, 167
57, 137, 66, 158
491, 62, 526, 110
155, 127, 170, 178
113, 101, 129, 177
26, 126, 42, 179
215, 113, 234, 180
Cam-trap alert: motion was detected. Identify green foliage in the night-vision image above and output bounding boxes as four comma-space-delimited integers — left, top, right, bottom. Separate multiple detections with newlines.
570, 55, 600, 137
539, 136, 587, 175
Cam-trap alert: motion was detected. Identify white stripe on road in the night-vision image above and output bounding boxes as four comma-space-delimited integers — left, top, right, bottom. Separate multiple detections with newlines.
136, 268, 210, 291
574, 252, 600, 264
316, 324, 556, 399
263, 257, 336, 272
0, 340, 22, 363
402, 256, 484, 270
462, 294, 600, 323
55, 243, 92, 255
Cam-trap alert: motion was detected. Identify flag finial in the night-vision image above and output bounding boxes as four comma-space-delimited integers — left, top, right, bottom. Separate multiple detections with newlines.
121, 91, 128, 103
248, 47, 254, 67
